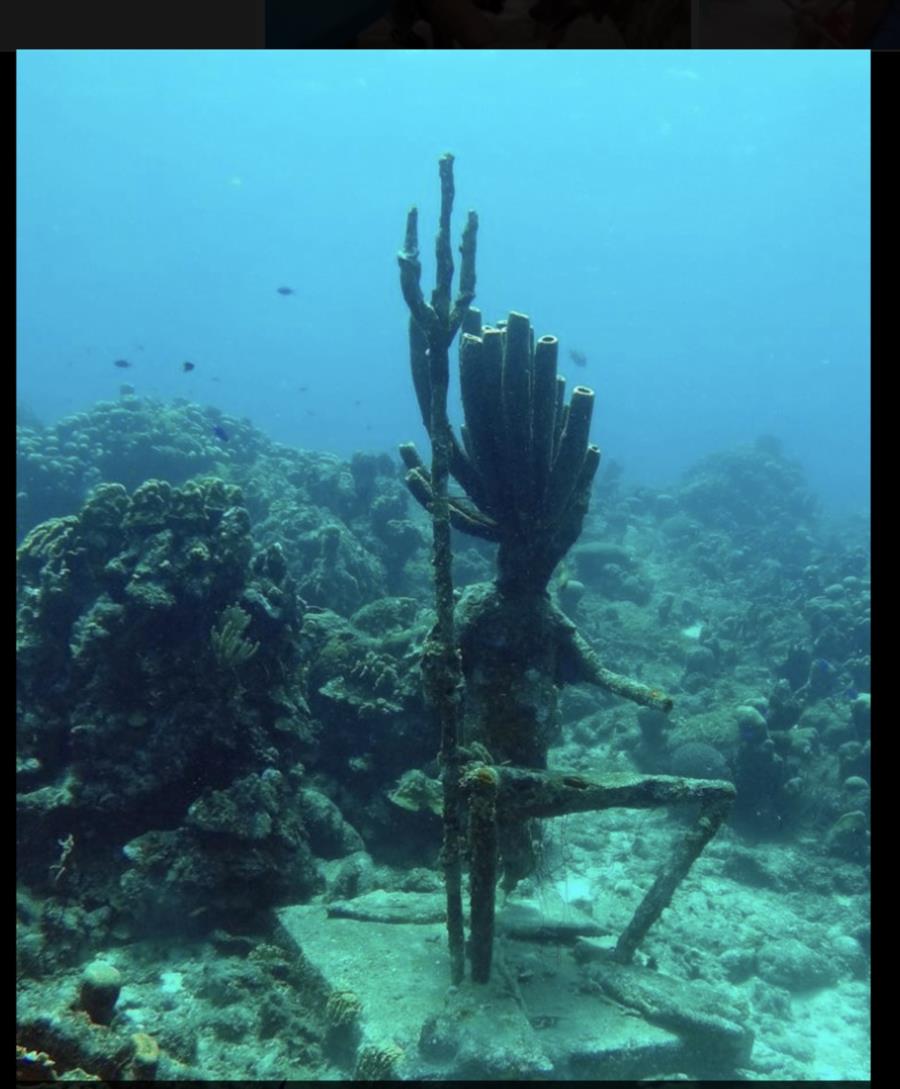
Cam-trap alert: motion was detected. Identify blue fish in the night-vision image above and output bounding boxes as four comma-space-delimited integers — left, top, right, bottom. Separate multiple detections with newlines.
844, 686, 859, 701
813, 658, 833, 674
212, 424, 229, 442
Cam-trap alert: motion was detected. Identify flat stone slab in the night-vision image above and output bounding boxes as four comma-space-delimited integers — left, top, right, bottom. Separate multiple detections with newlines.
325, 886, 608, 937
576, 938, 755, 1071
326, 888, 446, 924
276, 893, 749, 1079
277, 901, 553, 1079
496, 895, 610, 943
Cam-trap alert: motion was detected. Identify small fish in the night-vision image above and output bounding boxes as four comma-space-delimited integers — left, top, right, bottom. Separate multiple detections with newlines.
297, 385, 308, 393
568, 347, 588, 367
813, 658, 833, 674
113, 359, 133, 369
119, 384, 136, 396
844, 686, 860, 701
181, 361, 196, 373
212, 424, 229, 442
276, 286, 296, 296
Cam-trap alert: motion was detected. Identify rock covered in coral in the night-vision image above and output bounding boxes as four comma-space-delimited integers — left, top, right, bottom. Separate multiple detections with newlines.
79, 960, 122, 1025
16, 397, 261, 543
296, 599, 445, 857
240, 449, 413, 616
302, 600, 432, 766
17, 398, 425, 617
571, 541, 652, 605
16, 477, 319, 934
678, 438, 818, 535
668, 741, 731, 781
119, 765, 323, 932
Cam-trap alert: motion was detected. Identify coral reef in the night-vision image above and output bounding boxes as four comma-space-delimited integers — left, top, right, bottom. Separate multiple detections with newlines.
15, 397, 253, 542
14, 403, 871, 1079
14, 157, 869, 1085
17, 397, 427, 617
16, 477, 321, 938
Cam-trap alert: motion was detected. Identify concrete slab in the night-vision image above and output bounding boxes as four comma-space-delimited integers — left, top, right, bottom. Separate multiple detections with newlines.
575, 938, 755, 1075
276, 889, 750, 1079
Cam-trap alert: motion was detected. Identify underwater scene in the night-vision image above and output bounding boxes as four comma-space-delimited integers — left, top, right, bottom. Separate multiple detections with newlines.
17, 51, 869, 1081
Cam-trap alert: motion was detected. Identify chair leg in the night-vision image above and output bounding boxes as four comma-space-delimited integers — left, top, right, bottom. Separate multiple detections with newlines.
467, 766, 500, 983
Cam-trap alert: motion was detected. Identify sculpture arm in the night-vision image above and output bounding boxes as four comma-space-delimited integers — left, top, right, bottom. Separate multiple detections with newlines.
556, 618, 674, 714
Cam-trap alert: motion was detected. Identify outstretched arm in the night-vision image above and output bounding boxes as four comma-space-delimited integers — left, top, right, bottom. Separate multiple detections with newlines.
555, 614, 674, 714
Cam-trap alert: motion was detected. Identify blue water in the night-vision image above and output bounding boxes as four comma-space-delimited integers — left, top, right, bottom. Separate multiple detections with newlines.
17, 50, 869, 515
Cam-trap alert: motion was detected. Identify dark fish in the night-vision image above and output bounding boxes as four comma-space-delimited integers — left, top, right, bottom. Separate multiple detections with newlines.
119, 384, 136, 396
276, 286, 296, 296
181, 361, 196, 373
813, 658, 833, 674
568, 348, 588, 368
212, 424, 229, 442
113, 359, 133, 369
297, 385, 308, 392
844, 686, 860, 700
